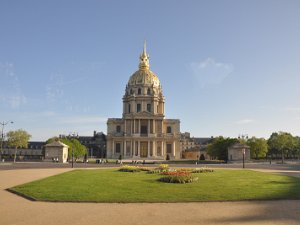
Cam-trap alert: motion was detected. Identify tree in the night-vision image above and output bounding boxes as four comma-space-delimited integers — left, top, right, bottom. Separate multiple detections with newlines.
247, 137, 268, 159
268, 132, 295, 163
6, 129, 31, 163
206, 136, 239, 161
46, 137, 87, 161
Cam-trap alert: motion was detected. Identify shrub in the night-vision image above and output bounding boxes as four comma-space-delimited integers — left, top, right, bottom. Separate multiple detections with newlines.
146, 169, 161, 174
158, 164, 169, 172
166, 154, 170, 160
192, 168, 214, 173
174, 167, 214, 173
138, 167, 153, 172
200, 154, 205, 160
119, 165, 141, 172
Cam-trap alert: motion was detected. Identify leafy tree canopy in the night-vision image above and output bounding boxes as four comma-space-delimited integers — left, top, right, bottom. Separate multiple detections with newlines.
206, 136, 239, 160
7, 129, 31, 149
46, 136, 87, 159
247, 137, 268, 159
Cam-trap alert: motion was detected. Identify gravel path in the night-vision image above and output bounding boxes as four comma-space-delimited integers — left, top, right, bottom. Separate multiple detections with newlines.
1, 168, 300, 225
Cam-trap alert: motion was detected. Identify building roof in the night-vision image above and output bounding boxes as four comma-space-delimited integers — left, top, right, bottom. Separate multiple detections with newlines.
229, 143, 250, 149
45, 141, 69, 148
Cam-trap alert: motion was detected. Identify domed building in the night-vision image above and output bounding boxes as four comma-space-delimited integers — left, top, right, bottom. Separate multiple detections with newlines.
106, 43, 181, 160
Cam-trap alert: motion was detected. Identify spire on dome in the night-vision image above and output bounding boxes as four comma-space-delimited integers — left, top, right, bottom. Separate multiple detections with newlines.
139, 41, 150, 70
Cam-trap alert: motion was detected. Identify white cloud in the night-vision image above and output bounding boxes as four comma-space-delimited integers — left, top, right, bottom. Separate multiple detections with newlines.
235, 119, 255, 124
190, 58, 234, 87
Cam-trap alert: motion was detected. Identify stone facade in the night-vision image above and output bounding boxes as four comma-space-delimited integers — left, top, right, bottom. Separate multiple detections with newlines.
228, 143, 250, 161
44, 141, 69, 163
106, 43, 181, 160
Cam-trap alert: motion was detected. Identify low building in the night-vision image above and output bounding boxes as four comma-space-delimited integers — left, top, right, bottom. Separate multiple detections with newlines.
180, 133, 213, 160
1, 141, 44, 161
59, 131, 107, 158
228, 143, 250, 161
44, 141, 69, 163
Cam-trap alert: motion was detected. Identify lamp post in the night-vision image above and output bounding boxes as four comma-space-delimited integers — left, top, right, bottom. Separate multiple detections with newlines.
69, 132, 76, 168
0, 121, 13, 161
72, 147, 74, 168
242, 148, 245, 169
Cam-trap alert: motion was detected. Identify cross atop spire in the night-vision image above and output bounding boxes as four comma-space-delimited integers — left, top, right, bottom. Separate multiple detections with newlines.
139, 41, 150, 70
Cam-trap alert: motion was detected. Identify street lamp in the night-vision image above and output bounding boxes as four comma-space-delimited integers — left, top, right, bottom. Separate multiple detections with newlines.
69, 132, 77, 168
242, 148, 245, 169
0, 121, 14, 161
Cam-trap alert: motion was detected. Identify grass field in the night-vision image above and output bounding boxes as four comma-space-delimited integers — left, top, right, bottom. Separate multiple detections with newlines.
9, 169, 300, 203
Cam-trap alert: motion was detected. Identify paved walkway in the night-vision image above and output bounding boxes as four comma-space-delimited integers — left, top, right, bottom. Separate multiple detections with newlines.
1, 168, 300, 225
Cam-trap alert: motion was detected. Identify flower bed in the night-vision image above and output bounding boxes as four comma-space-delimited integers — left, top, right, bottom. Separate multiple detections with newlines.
175, 167, 214, 173
159, 171, 198, 184
119, 165, 142, 172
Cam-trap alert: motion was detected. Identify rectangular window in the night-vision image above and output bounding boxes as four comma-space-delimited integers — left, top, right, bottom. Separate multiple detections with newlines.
147, 103, 151, 112
128, 104, 131, 113
141, 125, 147, 134
116, 125, 121, 133
116, 143, 121, 153
167, 143, 172, 154
167, 126, 172, 133
137, 103, 141, 112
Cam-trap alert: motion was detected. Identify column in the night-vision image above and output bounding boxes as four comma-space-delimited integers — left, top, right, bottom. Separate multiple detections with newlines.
153, 119, 156, 134
153, 141, 156, 157
148, 119, 150, 134
173, 141, 176, 157
133, 120, 135, 134
161, 141, 164, 157
138, 141, 140, 157
124, 120, 126, 136
139, 119, 141, 133
133, 141, 136, 156
123, 141, 126, 157
112, 140, 115, 156
147, 141, 150, 157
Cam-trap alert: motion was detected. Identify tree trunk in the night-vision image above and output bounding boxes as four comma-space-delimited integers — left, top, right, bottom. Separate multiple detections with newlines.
281, 149, 284, 164
14, 148, 17, 163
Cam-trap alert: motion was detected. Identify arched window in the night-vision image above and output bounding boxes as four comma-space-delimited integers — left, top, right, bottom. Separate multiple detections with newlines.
130, 89, 134, 94
138, 88, 141, 95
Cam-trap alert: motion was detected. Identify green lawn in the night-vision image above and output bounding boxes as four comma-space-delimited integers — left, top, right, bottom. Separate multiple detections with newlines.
9, 169, 300, 203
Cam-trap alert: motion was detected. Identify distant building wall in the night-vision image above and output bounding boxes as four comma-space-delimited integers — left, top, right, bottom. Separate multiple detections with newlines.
228, 143, 251, 161
45, 141, 69, 163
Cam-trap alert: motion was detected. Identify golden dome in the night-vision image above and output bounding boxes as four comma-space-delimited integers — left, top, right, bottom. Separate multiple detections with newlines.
127, 42, 160, 87
128, 69, 160, 87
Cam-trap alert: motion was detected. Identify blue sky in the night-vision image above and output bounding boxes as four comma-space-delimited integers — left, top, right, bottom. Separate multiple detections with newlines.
1, 0, 300, 141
